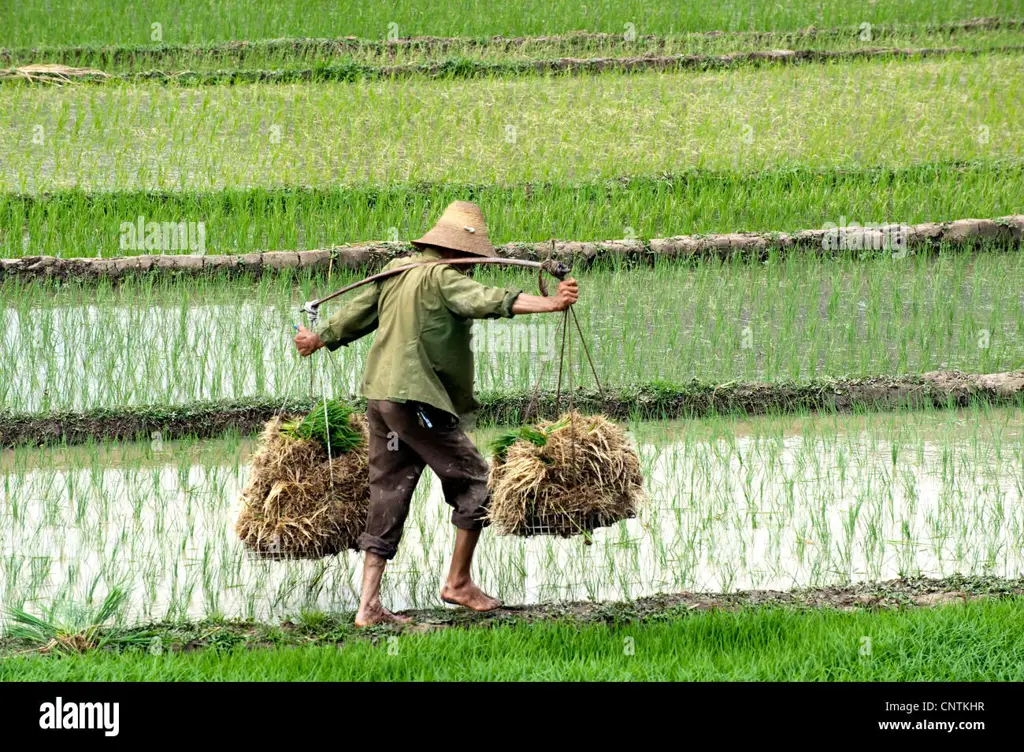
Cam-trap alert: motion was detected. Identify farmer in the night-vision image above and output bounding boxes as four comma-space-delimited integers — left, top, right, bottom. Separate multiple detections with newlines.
293, 201, 579, 626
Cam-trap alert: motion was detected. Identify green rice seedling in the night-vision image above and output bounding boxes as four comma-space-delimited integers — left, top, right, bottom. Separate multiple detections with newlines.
488, 416, 570, 460
279, 399, 363, 453
489, 424, 548, 459
0, 0, 1009, 47
2, 56, 1021, 192
2, 406, 1024, 624
5, 587, 130, 653
6, 162, 1024, 258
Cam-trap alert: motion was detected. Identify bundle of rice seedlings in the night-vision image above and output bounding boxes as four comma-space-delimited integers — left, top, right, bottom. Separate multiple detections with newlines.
235, 402, 369, 559
487, 412, 644, 538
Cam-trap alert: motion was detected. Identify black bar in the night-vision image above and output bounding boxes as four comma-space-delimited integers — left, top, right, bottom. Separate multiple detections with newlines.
0, 682, 1013, 743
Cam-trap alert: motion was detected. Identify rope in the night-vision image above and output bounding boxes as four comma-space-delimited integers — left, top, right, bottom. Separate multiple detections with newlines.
554, 307, 568, 416
280, 316, 335, 485
525, 288, 601, 433
566, 308, 576, 462
570, 306, 605, 399
317, 355, 335, 487
526, 239, 562, 422
308, 353, 315, 404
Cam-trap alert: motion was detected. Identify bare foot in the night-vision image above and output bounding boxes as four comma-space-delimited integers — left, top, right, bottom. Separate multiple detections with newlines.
441, 580, 502, 611
355, 603, 414, 628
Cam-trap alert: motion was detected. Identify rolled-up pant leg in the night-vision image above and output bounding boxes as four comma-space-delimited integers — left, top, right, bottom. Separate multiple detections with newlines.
358, 400, 425, 560
358, 400, 490, 560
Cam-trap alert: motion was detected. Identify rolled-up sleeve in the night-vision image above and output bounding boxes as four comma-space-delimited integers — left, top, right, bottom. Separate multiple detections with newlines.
435, 266, 522, 319
315, 283, 380, 350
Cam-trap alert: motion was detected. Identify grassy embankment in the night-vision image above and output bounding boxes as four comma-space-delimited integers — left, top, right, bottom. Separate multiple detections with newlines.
3, 585, 1023, 681
2, 21, 1023, 75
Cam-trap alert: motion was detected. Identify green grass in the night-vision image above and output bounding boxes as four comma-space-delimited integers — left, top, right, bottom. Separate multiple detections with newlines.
2, 0, 1013, 47
5, 162, 1023, 258
3, 599, 1023, 680
2, 55, 1020, 193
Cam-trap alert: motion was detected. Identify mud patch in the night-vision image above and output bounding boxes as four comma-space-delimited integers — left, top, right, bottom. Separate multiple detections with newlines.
407, 575, 1019, 630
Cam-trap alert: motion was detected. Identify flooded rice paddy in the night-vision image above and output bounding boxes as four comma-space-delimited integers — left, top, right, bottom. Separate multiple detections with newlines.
3, 407, 1022, 623
5, 252, 1024, 413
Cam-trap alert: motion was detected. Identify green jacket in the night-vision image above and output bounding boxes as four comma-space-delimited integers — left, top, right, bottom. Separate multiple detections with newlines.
317, 248, 522, 416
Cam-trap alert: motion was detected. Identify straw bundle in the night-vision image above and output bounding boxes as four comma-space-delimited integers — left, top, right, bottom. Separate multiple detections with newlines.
0, 64, 110, 84
235, 411, 369, 559
487, 412, 644, 537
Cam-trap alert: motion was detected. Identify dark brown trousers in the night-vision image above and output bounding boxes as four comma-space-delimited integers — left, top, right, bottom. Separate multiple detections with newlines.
358, 399, 490, 560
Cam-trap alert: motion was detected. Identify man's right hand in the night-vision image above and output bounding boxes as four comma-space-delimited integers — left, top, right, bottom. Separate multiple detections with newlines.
550, 278, 579, 311
294, 325, 324, 357
509, 278, 580, 315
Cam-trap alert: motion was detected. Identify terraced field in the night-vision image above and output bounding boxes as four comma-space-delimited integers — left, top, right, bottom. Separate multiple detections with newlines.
2, 0, 1023, 682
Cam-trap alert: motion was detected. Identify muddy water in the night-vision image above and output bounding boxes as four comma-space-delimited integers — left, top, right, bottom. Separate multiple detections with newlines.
3, 407, 1022, 623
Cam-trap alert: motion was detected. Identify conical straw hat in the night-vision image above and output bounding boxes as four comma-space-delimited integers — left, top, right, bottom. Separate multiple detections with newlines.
411, 201, 497, 257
